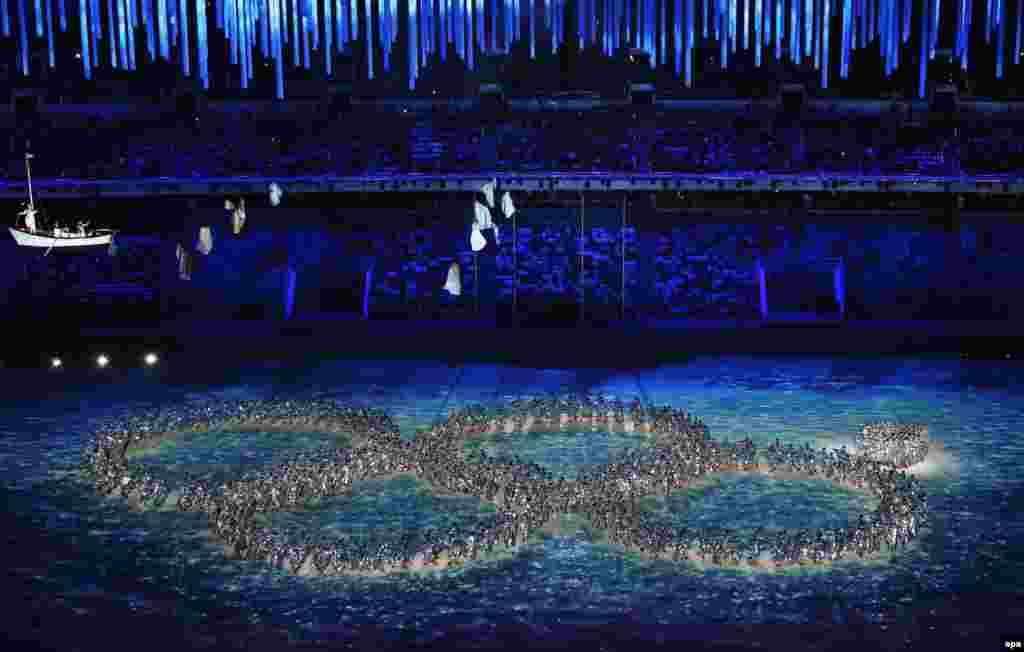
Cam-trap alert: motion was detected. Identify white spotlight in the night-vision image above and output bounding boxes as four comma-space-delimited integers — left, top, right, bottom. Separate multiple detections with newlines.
96, 354, 109, 368
144, 353, 158, 366
51, 357, 62, 368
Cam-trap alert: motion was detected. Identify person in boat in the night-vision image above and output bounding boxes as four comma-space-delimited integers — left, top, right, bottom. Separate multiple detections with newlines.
17, 203, 37, 233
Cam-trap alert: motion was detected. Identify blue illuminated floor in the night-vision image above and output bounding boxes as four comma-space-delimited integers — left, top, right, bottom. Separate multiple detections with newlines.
3, 356, 1023, 649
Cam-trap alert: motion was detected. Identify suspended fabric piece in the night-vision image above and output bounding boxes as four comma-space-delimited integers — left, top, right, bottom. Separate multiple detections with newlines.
2, 0, 1023, 99
500, 191, 515, 219
176, 243, 193, 280
226, 198, 247, 234
269, 182, 283, 207
468, 198, 497, 248
479, 179, 495, 208
443, 261, 461, 295
107, 234, 117, 257
197, 226, 214, 255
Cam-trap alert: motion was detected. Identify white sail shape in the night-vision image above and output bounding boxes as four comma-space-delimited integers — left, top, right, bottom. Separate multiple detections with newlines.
269, 183, 283, 207
470, 227, 487, 252
197, 226, 213, 255
473, 200, 494, 230
480, 180, 496, 208
176, 243, 184, 262
493, 224, 500, 245
443, 262, 462, 296
501, 192, 515, 218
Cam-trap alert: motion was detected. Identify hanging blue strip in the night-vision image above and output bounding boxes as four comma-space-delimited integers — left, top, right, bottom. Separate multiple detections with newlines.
302, 15, 310, 68
312, 0, 320, 50
774, 0, 780, 59
79, 0, 92, 76
996, 0, 1005, 77
45, 0, 54, 67
962, 0, 970, 69
272, 0, 283, 98
755, 0, 761, 64
2, 0, 9, 37
410, 0, 417, 86
529, 0, 535, 57
240, 0, 249, 87
366, 0, 373, 77
215, 0, 222, 28
118, 0, 128, 69
918, 0, 927, 96
34, 0, 42, 37
675, 0, 682, 73
902, 0, 909, 43
985, 0, 993, 42
292, 0, 300, 66
1015, 0, 1022, 65
821, 0, 829, 86
179, 0, 190, 74
198, 0, 208, 86
127, 0, 136, 67
720, 1, 727, 66
840, 0, 849, 77
335, 0, 343, 45
58, 0, 65, 30
803, 0, 811, 56
930, 0, 939, 58
227, 0, 237, 64
107, 0, 116, 67
259, 0, 268, 55
325, 0, 333, 71
685, 0, 693, 83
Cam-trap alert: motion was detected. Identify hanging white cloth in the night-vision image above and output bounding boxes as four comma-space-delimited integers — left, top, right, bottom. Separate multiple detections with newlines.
107, 235, 117, 257
501, 192, 515, 219
269, 183, 283, 207
443, 262, 461, 296
480, 180, 496, 208
470, 226, 487, 253
473, 200, 494, 230
197, 226, 213, 255
177, 244, 192, 280
226, 198, 246, 235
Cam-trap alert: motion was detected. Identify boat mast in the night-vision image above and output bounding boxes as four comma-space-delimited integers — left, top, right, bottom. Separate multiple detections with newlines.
24, 152, 35, 210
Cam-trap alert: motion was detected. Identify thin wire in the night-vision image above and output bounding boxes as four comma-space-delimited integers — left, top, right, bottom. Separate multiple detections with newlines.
579, 191, 585, 324
621, 194, 626, 322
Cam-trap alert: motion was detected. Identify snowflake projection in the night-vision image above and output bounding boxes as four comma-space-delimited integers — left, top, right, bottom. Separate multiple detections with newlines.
85, 396, 929, 576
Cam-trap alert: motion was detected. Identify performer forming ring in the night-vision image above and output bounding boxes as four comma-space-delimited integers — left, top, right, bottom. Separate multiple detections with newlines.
86, 396, 930, 575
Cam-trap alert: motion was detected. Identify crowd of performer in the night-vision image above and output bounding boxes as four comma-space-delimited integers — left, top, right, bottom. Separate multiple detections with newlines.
87, 396, 930, 576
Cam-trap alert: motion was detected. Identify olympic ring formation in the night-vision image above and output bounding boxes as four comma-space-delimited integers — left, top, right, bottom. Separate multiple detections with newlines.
86, 396, 930, 575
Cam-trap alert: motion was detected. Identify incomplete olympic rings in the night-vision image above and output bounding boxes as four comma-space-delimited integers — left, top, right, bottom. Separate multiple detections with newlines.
85, 396, 930, 575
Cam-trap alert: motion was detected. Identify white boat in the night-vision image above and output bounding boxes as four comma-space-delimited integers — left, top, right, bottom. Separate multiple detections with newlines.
9, 153, 114, 250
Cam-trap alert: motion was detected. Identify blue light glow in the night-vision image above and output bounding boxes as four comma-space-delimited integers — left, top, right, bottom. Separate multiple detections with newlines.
45, 0, 53, 66
755, 0, 761, 66
78, 0, 90, 77
118, 0, 128, 70
2, 0, 1021, 100
918, 0, 927, 96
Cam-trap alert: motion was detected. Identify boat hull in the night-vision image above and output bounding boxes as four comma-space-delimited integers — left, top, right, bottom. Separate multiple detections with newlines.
9, 227, 113, 248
